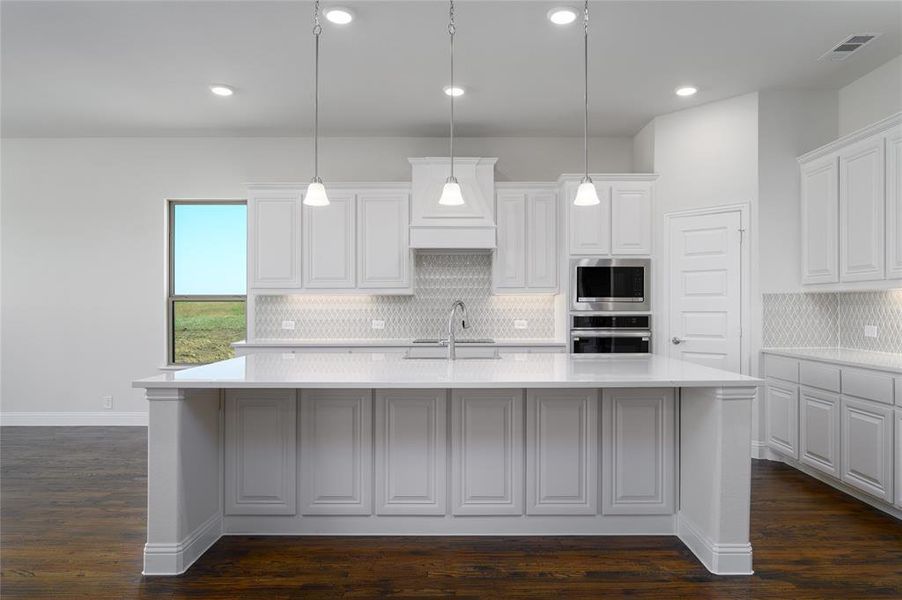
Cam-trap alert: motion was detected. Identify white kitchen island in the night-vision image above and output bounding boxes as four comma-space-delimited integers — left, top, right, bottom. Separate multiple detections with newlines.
134, 352, 760, 577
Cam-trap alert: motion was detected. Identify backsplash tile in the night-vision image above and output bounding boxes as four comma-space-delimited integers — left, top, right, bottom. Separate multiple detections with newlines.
763, 290, 902, 353
255, 253, 556, 341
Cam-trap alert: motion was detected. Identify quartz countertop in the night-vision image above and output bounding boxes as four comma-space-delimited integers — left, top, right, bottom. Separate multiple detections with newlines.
761, 347, 902, 374
232, 339, 567, 348
135, 352, 761, 390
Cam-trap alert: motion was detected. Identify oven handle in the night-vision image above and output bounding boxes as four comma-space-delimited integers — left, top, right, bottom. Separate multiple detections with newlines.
577, 297, 645, 303
570, 330, 652, 339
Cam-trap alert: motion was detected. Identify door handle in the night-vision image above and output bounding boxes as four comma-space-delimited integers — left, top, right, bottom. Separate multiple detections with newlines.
671, 337, 684, 345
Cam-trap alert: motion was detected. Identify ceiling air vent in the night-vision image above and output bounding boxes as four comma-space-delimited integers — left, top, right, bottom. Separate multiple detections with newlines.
819, 34, 880, 62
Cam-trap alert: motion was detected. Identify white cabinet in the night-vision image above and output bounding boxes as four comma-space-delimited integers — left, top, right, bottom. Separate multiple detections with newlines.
840, 396, 893, 502
799, 386, 841, 478
375, 390, 447, 515
224, 389, 297, 515
299, 390, 372, 515
450, 390, 524, 515
526, 389, 598, 515
611, 183, 653, 255
303, 192, 356, 289
493, 187, 558, 293
765, 380, 799, 459
357, 191, 412, 291
895, 409, 902, 509
839, 136, 885, 282
567, 179, 611, 255
247, 188, 303, 289
886, 127, 902, 279
601, 389, 674, 515
800, 157, 839, 284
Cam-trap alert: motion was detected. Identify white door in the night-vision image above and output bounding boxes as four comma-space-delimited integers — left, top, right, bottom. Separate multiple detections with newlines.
303, 192, 356, 289
800, 157, 839, 284
839, 135, 885, 282
885, 128, 902, 280
667, 210, 742, 372
357, 191, 411, 291
611, 183, 652, 256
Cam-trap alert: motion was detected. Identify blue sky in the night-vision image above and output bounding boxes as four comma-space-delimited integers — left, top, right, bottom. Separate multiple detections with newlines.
174, 203, 247, 295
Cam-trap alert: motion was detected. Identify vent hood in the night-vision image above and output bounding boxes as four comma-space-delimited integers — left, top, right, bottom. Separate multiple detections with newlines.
409, 157, 497, 249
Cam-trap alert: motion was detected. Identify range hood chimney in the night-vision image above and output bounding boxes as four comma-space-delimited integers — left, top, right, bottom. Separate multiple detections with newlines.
409, 157, 497, 249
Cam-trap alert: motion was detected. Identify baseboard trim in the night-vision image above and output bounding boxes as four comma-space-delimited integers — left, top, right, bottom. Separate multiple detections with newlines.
750, 440, 768, 460
0, 411, 148, 427
676, 513, 754, 576
143, 513, 222, 576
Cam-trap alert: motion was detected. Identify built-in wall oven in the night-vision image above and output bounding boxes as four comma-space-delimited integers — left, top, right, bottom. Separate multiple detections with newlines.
570, 314, 652, 354
570, 258, 650, 312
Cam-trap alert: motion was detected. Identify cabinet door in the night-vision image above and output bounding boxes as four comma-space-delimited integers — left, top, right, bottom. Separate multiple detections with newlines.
357, 191, 411, 290
526, 389, 598, 515
765, 380, 799, 459
611, 183, 652, 256
375, 390, 446, 515
799, 386, 840, 478
567, 181, 611, 255
885, 128, 902, 279
303, 192, 356, 289
224, 389, 297, 515
451, 390, 524, 515
895, 409, 902, 509
839, 136, 885, 282
841, 396, 893, 502
299, 390, 372, 515
526, 191, 558, 290
800, 157, 839, 284
601, 389, 674, 515
493, 191, 527, 290
248, 189, 302, 288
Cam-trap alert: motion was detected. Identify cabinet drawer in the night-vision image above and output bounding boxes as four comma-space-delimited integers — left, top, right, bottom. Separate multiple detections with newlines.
799, 361, 841, 393
765, 355, 799, 383
841, 368, 894, 405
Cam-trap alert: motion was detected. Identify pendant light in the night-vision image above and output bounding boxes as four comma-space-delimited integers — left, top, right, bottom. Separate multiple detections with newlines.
305, 0, 330, 207
573, 0, 600, 206
438, 0, 465, 206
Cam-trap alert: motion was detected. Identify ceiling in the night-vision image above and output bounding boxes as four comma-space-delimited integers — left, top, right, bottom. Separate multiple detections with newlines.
2, 0, 900, 138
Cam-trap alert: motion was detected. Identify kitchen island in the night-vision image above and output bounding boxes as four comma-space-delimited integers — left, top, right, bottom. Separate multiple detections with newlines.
134, 352, 760, 577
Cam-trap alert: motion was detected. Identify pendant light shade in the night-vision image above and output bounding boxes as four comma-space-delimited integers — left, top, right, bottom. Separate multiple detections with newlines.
440, 1, 465, 207
574, 1, 599, 206
439, 177, 464, 206
304, 0, 329, 207
574, 178, 600, 206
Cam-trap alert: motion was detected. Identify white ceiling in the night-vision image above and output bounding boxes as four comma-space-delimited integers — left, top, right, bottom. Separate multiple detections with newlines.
2, 0, 900, 138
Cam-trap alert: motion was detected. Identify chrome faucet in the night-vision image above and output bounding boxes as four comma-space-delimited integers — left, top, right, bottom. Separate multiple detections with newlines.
445, 300, 470, 360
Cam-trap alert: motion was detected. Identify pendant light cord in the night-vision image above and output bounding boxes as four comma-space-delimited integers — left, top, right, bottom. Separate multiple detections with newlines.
313, 0, 322, 182
583, 0, 589, 180
448, 0, 456, 180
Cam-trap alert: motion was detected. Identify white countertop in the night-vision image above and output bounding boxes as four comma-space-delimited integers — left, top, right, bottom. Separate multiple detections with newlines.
232, 339, 567, 348
762, 347, 902, 374
135, 352, 760, 390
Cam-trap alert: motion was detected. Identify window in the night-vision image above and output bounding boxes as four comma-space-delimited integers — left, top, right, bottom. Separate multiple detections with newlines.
168, 201, 247, 365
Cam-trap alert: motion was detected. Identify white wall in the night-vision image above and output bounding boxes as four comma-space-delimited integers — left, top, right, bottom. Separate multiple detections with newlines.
0, 135, 632, 420
838, 54, 902, 136
632, 120, 655, 173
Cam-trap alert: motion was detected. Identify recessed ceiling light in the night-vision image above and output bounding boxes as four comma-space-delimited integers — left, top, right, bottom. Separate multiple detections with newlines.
547, 8, 578, 25
324, 7, 354, 25
675, 86, 698, 97
209, 84, 234, 97
444, 86, 465, 97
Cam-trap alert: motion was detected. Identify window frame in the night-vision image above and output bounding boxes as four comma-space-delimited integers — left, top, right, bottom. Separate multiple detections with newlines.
167, 199, 247, 366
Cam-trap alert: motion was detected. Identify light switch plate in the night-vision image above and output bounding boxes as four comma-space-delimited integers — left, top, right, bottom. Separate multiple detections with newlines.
514, 319, 529, 330
864, 325, 878, 338
281, 320, 296, 331
372, 319, 386, 330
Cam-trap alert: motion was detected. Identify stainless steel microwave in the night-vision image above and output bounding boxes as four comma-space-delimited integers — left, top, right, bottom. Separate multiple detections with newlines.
570, 258, 651, 312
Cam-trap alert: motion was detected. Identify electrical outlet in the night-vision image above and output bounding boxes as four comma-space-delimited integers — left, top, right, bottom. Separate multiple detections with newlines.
514, 319, 528, 330
281, 320, 296, 331
102, 395, 113, 410
864, 325, 878, 338
371, 319, 386, 330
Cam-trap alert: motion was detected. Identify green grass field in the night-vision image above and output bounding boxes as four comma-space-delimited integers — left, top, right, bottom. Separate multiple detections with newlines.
173, 301, 246, 364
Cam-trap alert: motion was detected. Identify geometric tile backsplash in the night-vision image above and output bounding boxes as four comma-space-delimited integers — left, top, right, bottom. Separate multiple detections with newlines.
763, 290, 902, 353
255, 253, 556, 341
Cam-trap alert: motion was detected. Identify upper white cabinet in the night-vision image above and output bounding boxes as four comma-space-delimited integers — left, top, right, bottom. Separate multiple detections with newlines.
304, 192, 356, 289
247, 187, 303, 289
564, 175, 655, 257
798, 113, 902, 288
493, 186, 558, 294
357, 191, 412, 291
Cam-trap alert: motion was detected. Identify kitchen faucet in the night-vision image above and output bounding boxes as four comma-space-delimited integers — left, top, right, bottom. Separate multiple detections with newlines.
444, 300, 470, 360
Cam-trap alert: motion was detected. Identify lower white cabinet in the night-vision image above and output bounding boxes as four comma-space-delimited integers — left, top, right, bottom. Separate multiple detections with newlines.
799, 386, 841, 478
451, 390, 524, 515
526, 389, 598, 515
601, 389, 674, 515
765, 379, 799, 459
224, 390, 297, 516
841, 396, 893, 502
299, 390, 372, 515
375, 390, 447, 515
895, 409, 902, 509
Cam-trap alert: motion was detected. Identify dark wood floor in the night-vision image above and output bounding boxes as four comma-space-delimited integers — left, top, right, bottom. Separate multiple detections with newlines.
1, 427, 901, 599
